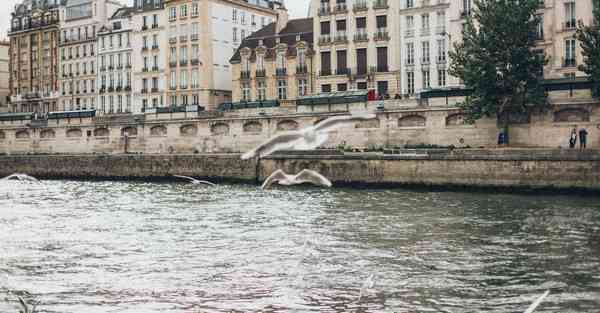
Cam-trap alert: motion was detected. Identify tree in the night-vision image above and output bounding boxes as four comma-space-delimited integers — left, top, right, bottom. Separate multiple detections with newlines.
576, 0, 600, 97
449, 0, 548, 144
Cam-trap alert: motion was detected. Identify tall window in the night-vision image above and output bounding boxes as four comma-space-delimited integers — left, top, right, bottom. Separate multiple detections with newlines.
438, 70, 446, 87
565, 2, 576, 28
257, 54, 264, 70
257, 81, 266, 100
180, 70, 188, 89
180, 4, 188, 18
242, 82, 250, 101
406, 42, 414, 64
170, 70, 176, 89
422, 41, 430, 63
437, 39, 446, 62
298, 79, 308, 97
191, 69, 198, 88
277, 80, 287, 100
407, 71, 415, 94
565, 38, 576, 66
422, 70, 430, 89
276, 50, 285, 69
169, 7, 176, 20
421, 13, 430, 34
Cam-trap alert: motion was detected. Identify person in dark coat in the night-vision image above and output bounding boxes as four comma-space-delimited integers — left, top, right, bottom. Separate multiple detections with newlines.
569, 127, 577, 149
579, 128, 588, 149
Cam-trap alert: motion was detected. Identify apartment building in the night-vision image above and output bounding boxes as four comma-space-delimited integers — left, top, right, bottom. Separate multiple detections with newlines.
58, 0, 122, 112
8, 0, 61, 113
0, 42, 10, 112
399, 0, 451, 96
97, 7, 134, 115
230, 17, 314, 103
164, 0, 282, 110
312, 0, 401, 97
132, 0, 167, 113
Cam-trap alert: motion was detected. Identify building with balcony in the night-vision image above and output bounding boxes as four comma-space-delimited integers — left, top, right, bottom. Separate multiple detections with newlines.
311, 0, 401, 98
399, 0, 451, 97
132, 0, 167, 113
8, 0, 61, 113
164, 0, 283, 110
0, 42, 10, 113
58, 0, 122, 113
230, 17, 314, 104
97, 7, 134, 115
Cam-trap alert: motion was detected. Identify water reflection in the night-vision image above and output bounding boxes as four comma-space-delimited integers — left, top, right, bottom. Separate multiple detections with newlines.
0, 180, 599, 312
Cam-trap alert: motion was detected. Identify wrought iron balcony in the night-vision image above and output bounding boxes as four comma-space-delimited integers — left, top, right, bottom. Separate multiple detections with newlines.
240, 70, 251, 79
353, 1, 368, 12
334, 3, 347, 13
373, 0, 388, 9
374, 29, 390, 41
335, 68, 351, 75
354, 31, 369, 42
296, 65, 308, 74
256, 69, 266, 77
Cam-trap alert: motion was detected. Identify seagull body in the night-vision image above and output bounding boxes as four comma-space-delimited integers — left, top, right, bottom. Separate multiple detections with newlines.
242, 112, 377, 160
173, 175, 216, 187
261, 169, 332, 189
524, 290, 550, 313
1, 173, 40, 183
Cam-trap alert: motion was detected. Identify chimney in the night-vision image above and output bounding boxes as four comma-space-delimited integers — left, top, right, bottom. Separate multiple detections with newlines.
275, 2, 289, 33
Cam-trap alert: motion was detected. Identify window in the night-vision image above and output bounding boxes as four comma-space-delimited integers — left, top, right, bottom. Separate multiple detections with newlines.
153, 14, 158, 27
376, 47, 388, 72
297, 47, 306, 66
257, 81, 266, 100
298, 79, 308, 97
241, 12, 246, 25
277, 80, 287, 100
192, 45, 199, 61
191, 2, 199, 16
170, 47, 177, 63
565, 2, 576, 28
180, 46, 188, 62
241, 29, 246, 41
357, 48, 367, 75
406, 0, 414, 9
170, 70, 176, 89
337, 83, 347, 92
422, 70, 430, 89
406, 42, 414, 65
565, 38, 576, 66
276, 50, 285, 69
191, 69, 198, 88
407, 72, 415, 94
437, 39, 446, 62
321, 84, 331, 93
180, 70, 188, 89
438, 70, 446, 87
169, 7, 176, 20
422, 41, 430, 63
232, 9, 237, 23
421, 14, 430, 34
233, 27, 238, 42
242, 82, 250, 101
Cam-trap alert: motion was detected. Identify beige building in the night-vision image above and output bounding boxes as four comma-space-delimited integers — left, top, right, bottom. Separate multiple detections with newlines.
163, 0, 282, 110
311, 0, 401, 97
8, 0, 61, 113
0, 42, 10, 112
230, 17, 314, 104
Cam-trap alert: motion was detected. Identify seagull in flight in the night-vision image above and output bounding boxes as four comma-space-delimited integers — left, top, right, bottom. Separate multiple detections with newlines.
173, 175, 216, 187
1, 173, 40, 183
242, 112, 377, 160
524, 290, 550, 313
261, 169, 332, 189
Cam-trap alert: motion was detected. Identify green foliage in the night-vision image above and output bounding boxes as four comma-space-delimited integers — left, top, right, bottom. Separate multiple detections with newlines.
449, 0, 549, 125
576, 0, 600, 96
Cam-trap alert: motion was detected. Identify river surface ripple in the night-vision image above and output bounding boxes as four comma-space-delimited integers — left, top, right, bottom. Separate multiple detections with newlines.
0, 180, 599, 312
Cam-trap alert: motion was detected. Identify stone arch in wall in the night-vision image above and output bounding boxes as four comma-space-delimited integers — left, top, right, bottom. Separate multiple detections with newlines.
94, 128, 109, 137
66, 128, 83, 138
398, 115, 426, 128
355, 118, 381, 129
277, 120, 299, 131
554, 108, 590, 123
122, 126, 138, 137
446, 113, 468, 126
15, 130, 30, 139
211, 122, 230, 135
150, 125, 167, 136
180, 124, 198, 136
40, 129, 56, 139
243, 121, 263, 133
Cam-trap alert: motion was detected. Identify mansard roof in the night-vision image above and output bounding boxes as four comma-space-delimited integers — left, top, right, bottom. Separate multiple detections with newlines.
230, 17, 313, 63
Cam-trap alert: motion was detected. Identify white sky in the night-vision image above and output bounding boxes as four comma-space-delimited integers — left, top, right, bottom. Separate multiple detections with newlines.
0, 0, 310, 40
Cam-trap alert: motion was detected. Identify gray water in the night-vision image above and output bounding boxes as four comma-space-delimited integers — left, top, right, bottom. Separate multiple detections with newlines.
0, 180, 599, 313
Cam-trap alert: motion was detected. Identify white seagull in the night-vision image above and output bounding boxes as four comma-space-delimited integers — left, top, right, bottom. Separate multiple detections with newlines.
0, 173, 40, 183
261, 169, 332, 189
524, 290, 550, 313
241, 112, 377, 160
173, 175, 216, 187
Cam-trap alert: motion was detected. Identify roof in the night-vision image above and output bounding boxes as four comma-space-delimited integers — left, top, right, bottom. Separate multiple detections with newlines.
230, 17, 313, 63
110, 6, 135, 20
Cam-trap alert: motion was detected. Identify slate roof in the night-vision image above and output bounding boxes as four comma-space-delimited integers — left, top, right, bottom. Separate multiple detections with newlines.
110, 7, 135, 20
230, 17, 313, 63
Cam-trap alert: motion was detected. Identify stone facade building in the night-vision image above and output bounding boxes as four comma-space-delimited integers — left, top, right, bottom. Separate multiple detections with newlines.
0, 42, 10, 112
230, 17, 314, 104
58, 0, 122, 113
8, 0, 61, 114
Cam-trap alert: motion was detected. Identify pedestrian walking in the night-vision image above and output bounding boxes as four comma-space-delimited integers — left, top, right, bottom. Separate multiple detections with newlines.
579, 128, 588, 149
569, 128, 577, 148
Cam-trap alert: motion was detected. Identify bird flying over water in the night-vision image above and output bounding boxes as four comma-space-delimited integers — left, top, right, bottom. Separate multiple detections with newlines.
524, 290, 550, 313
0, 173, 40, 183
173, 175, 216, 187
261, 169, 332, 189
241, 112, 377, 160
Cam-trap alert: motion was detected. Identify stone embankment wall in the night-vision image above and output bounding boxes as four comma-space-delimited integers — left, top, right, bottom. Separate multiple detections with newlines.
1, 97, 599, 156
0, 150, 598, 191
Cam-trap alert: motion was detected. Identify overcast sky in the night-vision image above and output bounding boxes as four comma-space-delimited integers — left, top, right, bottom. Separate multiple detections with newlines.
0, 0, 310, 40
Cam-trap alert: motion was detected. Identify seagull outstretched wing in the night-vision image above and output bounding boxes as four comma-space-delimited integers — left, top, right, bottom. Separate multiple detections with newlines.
294, 169, 332, 188
524, 290, 550, 313
313, 113, 377, 132
173, 175, 216, 186
241, 131, 305, 160
261, 169, 288, 189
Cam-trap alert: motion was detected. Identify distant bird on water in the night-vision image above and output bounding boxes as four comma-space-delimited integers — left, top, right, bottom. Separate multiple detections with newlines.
1, 173, 40, 183
173, 175, 216, 187
524, 290, 550, 313
261, 169, 332, 189
241, 112, 377, 160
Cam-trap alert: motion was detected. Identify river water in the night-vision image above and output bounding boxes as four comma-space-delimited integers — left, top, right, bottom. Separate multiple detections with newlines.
0, 180, 599, 313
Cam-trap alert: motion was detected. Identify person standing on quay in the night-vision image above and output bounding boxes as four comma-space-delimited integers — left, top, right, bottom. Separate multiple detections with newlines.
569, 127, 578, 149
579, 128, 588, 149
